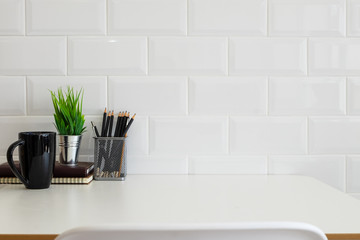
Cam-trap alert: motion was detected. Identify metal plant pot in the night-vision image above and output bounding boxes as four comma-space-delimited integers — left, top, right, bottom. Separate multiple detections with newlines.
59, 135, 82, 165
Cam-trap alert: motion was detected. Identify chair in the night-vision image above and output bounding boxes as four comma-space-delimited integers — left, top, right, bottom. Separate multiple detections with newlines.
55, 222, 327, 240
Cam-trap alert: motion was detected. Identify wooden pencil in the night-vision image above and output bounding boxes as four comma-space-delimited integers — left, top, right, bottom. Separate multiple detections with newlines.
121, 113, 136, 137
120, 112, 129, 137
101, 108, 107, 136
118, 112, 125, 137
91, 121, 100, 137
114, 112, 121, 137
116, 112, 124, 137
108, 111, 114, 137
102, 112, 111, 137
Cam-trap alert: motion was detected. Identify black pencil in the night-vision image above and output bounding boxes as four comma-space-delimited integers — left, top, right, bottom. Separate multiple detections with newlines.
122, 113, 136, 137
91, 121, 100, 137
101, 108, 107, 137
119, 112, 125, 136
120, 112, 128, 137
114, 112, 121, 137
108, 111, 114, 137
117, 112, 125, 137
102, 111, 111, 137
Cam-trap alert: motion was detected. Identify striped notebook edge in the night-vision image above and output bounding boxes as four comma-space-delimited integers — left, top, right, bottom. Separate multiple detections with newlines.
0, 175, 93, 184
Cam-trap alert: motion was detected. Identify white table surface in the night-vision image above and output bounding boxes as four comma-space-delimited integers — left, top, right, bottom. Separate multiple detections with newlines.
1, 175, 360, 239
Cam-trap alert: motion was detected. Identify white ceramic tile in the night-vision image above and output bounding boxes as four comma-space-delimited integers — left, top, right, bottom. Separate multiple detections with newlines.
0, 77, 25, 115
26, 0, 106, 35
108, 77, 186, 115
189, 156, 267, 174
126, 116, 148, 156
27, 76, 107, 115
229, 38, 307, 76
108, 0, 186, 35
347, 156, 360, 193
0, 37, 66, 75
189, 77, 266, 115
269, 155, 345, 191
347, 78, 360, 115
127, 156, 187, 174
269, 0, 345, 36
149, 37, 227, 75
230, 117, 307, 154
150, 117, 228, 154
309, 38, 360, 76
68, 37, 147, 75
269, 77, 346, 115
348, 0, 360, 36
0, 0, 24, 35
0, 116, 55, 156
188, 0, 266, 35
309, 117, 360, 154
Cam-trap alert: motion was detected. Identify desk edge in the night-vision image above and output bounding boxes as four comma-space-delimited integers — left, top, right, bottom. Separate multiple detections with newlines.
1, 233, 360, 240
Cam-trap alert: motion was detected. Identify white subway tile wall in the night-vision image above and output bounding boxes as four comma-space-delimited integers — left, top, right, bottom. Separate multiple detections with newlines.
0, 0, 359, 195
0, 0, 24, 35
269, 0, 345, 36
108, 0, 186, 35
26, 0, 106, 35
229, 38, 307, 75
269, 77, 346, 115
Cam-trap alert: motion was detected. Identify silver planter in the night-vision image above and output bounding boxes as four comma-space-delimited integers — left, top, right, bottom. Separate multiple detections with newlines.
59, 135, 82, 165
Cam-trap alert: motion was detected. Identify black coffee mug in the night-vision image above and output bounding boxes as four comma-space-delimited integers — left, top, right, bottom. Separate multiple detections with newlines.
7, 132, 56, 189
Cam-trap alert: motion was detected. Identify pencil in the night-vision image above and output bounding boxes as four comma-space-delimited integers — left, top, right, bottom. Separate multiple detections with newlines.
118, 112, 124, 137
117, 112, 125, 137
102, 111, 111, 137
120, 112, 128, 137
108, 111, 114, 137
101, 108, 107, 137
91, 121, 100, 137
122, 113, 136, 137
114, 112, 121, 137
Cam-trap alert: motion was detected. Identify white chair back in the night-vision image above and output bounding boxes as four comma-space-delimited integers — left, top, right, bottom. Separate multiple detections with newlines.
55, 222, 327, 240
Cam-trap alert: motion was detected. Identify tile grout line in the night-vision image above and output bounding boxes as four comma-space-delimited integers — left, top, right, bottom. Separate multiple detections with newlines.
24, 0, 27, 35
266, 0, 269, 37
186, 0, 189, 36
345, 0, 348, 37
106, 0, 108, 35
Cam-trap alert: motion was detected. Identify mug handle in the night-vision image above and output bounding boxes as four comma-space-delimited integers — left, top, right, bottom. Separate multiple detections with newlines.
7, 139, 29, 187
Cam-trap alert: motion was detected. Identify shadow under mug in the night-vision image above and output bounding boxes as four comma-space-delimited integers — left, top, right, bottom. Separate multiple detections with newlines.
7, 131, 56, 189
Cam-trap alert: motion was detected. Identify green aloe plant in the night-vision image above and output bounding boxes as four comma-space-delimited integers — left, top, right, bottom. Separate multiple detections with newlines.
50, 86, 86, 135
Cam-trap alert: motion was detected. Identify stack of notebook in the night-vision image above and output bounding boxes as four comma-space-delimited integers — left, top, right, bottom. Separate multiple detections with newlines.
0, 161, 94, 184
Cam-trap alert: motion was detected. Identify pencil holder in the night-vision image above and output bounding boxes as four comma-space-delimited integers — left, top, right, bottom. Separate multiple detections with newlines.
93, 137, 127, 181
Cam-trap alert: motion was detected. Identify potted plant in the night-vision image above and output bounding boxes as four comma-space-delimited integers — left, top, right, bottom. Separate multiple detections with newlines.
50, 86, 86, 165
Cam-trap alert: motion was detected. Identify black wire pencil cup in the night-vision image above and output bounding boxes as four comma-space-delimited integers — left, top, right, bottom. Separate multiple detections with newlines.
91, 109, 135, 181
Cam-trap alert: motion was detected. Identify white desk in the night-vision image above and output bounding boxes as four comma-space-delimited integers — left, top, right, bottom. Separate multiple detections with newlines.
1, 175, 360, 240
